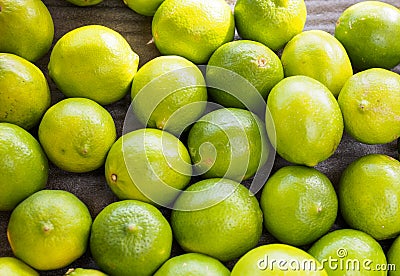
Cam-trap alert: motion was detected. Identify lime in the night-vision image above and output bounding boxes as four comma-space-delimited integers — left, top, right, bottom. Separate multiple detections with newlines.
152, 0, 235, 64
187, 108, 268, 181
65, 268, 107, 275
387, 236, 400, 276
7, 190, 92, 271
131, 55, 207, 136
0, 123, 48, 211
154, 253, 230, 276
66, 0, 103, 6
0, 257, 38, 276
234, 0, 307, 51
124, 0, 164, 16
105, 128, 191, 207
206, 40, 284, 108
38, 98, 116, 173
171, 178, 263, 262
0, 0, 54, 62
0, 53, 50, 129
338, 154, 400, 240
48, 25, 139, 105
281, 30, 353, 97
266, 76, 343, 166
260, 166, 338, 246
338, 68, 400, 144
231, 244, 328, 275
90, 200, 172, 276
335, 1, 400, 70
308, 229, 387, 276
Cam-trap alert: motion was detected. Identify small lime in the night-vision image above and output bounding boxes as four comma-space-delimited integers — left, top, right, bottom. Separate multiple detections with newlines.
0, 257, 38, 276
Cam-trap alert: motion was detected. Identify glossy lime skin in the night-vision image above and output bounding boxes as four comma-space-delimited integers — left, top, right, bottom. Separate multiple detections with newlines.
338, 68, 400, 145
261, 166, 338, 246
154, 253, 230, 276
335, 1, 400, 70
231, 244, 328, 275
281, 30, 353, 97
266, 76, 343, 167
0, 257, 38, 276
309, 229, 387, 276
388, 236, 400, 276
339, 154, 400, 240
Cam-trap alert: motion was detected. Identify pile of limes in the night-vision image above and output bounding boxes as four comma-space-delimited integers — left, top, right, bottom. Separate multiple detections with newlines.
0, 0, 400, 275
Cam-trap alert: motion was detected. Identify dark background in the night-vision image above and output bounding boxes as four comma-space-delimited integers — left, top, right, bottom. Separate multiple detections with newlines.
0, 0, 399, 274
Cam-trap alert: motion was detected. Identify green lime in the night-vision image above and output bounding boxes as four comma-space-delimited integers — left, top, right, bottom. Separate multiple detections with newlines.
0, 123, 48, 211
338, 68, 400, 144
154, 253, 230, 276
171, 178, 263, 262
0, 257, 38, 276
65, 268, 107, 275
266, 76, 343, 166
0, 53, 50, 129
387, 236, 400, 276
308, 229, 387, 276
152, 0, 234, 64
281, 30, 353, 97
38, 98, 116, 173
187, 108, 268, 181
131, 55, 207, 136
124, 0, 164, 16
335, 1, 400, 70
48, 25, 139, 105
66, 0, 103, 6
105, 128, 191, 207
206, 40, 284, 108
339, 154, 400, 240
7, 190, 92, 271
231, 244, 328, 275
90, 200, 172, 276
0, 0, 54, 62
234, 0, 307, 51
260, 166, 338, 246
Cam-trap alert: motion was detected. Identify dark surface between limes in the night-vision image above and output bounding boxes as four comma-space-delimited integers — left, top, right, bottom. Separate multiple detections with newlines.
0, 0, 399, 275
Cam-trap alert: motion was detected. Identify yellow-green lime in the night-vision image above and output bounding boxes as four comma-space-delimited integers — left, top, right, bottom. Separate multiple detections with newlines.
387, 235, 400, 276
0, 257, 38, 276
0, 123, 48, 211
154, 253, 230, 276
131, 55, 207, 136
48, 25, 139, 105
65, 268, 107, 275
308, 229, 387, 276
234, 0, 307, 51
260, 166, 338, 246
66, 0, 103, 6
38, 98, 116, 173
7, 190, 92, 271
90, 200, 172, 276
281, 30, 353, 97
152, 0, 234, 64
338, 68, 400, 144
206, 40, 284, 108
338, 154, 400, 240
124, 0, 164, 16
335, 1, 400, 70
0, 0, 54, 61
231, 244, 328, 275
187, 108, 268, 181
171, 178, 263, 262
266, 76, 343, 166
0, 53, 50, 129
105, 128, 191, 207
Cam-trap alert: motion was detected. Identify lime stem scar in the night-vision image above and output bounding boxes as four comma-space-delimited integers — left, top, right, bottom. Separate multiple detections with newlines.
111, 174, 117, 182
